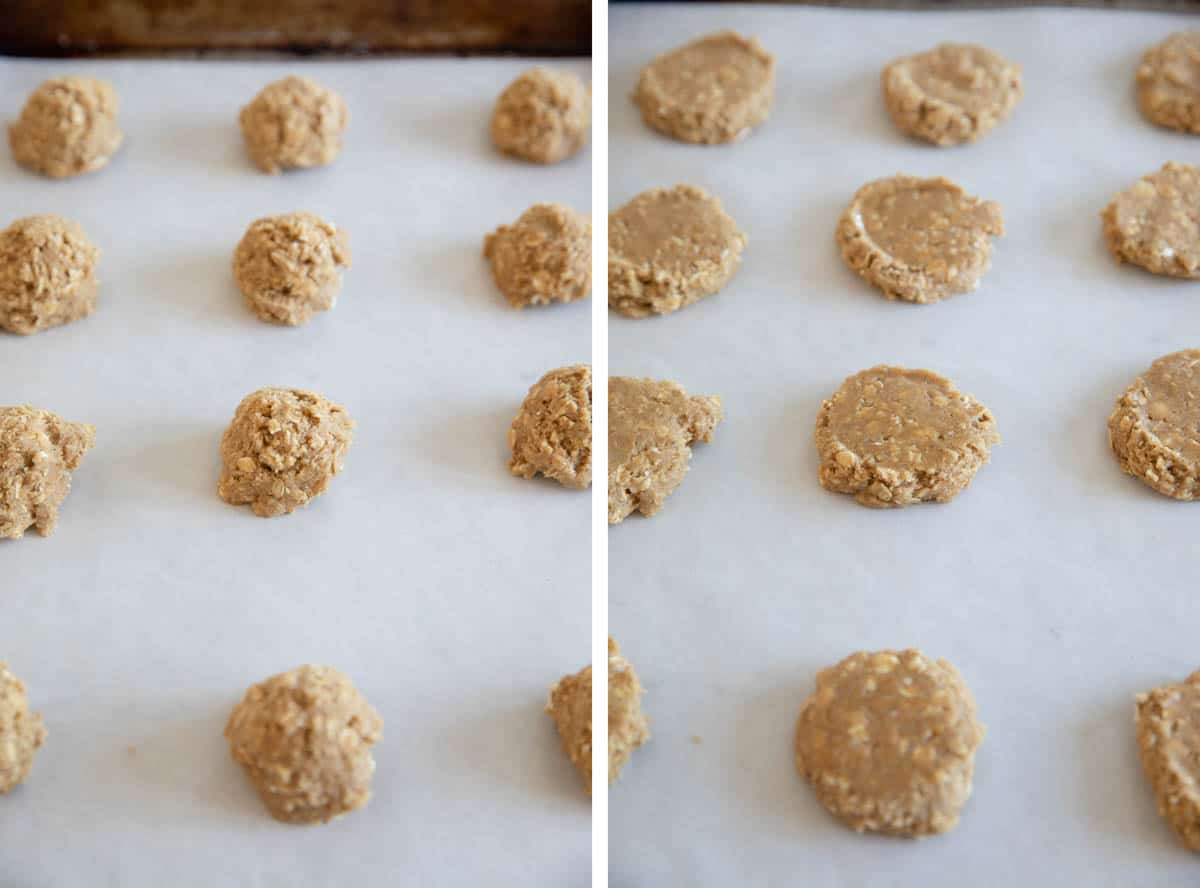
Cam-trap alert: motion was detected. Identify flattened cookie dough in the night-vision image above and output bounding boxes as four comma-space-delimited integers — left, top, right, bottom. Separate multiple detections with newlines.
836, 175, 1004, 304
0, 406, 95, 539
490, 68, 590, 165
218, 388, 354, 517
1137, 32, 1200, 134
608, 376, 723, 524
509, 365, 592, 488
226, 664, 383, 824
1109, 349, 1200, 499
816, 366, 999, 508
633, 31, 775, 144
239, 76, 347, 174
1102, 163, 1200, 279
882, 43, 1022, 147
484, 203, 591, 309
795, 649, 985, 837
609, 185, 746, 318
9, 76, 123, 178
0, 662, 47, 794
1136, 669, 1200, 850
0, 215, 100, 335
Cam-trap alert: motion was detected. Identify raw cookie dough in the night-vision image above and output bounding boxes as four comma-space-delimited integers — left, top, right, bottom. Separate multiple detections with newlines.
483, 203, 591, 309
509, 365, 592, 488
836, 175, 1004, 304
882, 43, 1022, 147
546, 638, 650, 794
1102, 162, 1200, 279
816, 366, 999, 508
8, 76, 122, 178
218, 388, 354, 518
489, 67, 590, 165
0, 215, 100, 336
233, 212, 351, 326
609, 185, 746, 318
225, 664, 383, 825
632, 30, 776, 144
0, 662, 47, 794
608, 376, 723, 524
795, 649, 985, 837
1136, 669, 1200, 851
1109, 349, 1200, 499
239, 76, 347, 174
1137, 32, 1200, 134
0, 406, 95, 539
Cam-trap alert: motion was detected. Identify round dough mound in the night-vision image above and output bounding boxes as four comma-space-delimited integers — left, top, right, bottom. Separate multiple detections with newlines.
239, 76, 347, 174
882, 43, 1022, 146
632, 30, 775, 145
8, 76, 122, 179
489, 67, 590, 165
816, 366, 999, 508
1137, 31, 1200, 134
218, 388, 354, 518
508, 365, 592, 489
1136, 669, 1200, 850
795, 649, 985, 837
0, 662, 47, 794
225, 664, 383, 824
0, 406, 95, 540
1102, 162, 1200, 279
233, 213, 351, 326
483, 203, 592, 309
1109, 349, 1200, 499
0, 215, 100, 336
608, 184, 746, 318
836, 175, 1004, 304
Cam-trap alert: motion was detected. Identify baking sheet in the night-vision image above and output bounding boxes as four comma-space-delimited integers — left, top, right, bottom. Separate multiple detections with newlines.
608, 6, 1200, 886
0, 56, 591, 887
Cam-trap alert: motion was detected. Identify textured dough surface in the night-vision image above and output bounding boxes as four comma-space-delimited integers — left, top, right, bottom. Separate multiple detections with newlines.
490, 67, 590, 164
1137, 31, 1200, 134
0, 215, 100, 336
8, 76, 122, 178
795, 649, 985, 837
509, 365, 592, 488
0, 662, 47, 794
1102, 162, 1200, 279
483, 203, 591, 309
1137, 669, 1200, 851
239, 76, 347, 174
0, 406, 95, 540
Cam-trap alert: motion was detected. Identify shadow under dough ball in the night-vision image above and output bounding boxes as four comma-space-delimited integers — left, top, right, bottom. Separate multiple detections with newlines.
8, 76, 123, 178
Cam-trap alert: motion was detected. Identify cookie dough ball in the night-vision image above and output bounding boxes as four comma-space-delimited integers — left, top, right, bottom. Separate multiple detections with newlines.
490, 67, 590, 165
483, 203, 591, 309
225, 664, 383, 824
0, 215, 100, 336
609, 376, 723, 524
0, 406, 95, 540
1137, 32, 1200, 134
609, 185, 746, 318
509, 365, 592, 488
233, 213, 351, 326
633, 31, 775, 145
1136, 669, 1200, 850
239, 76, 347, 174
882, 43, 1022, 147
1109, 349, 1200, 499
8, 76, 122, 179
837, 175, 1004, 304
218, 388, 354, 518
0, 662, 47, 794
795, 649, 985, 837
816, 366, 999, 508
1102, 163, 1200, 279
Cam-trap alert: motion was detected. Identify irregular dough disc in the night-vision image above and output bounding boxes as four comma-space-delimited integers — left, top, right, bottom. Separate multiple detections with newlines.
1136, 31, 1200, 134
1136, 669, 1200, 851
1102, 162, 1200, 279
483, 203, 591, 309
508, 364, 592, 489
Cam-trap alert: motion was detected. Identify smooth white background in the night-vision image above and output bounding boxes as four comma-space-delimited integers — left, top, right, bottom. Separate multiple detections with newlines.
0, 57, 591, 886
609, 6, 1200, 887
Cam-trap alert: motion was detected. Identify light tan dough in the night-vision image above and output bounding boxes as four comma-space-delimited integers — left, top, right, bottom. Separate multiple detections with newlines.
0, 215, 100, 336
225, 664, 383, 825
232, 212, 351, 326
0, 406, 95, 540
882, 43, 1022, 147
509, 365, 592, 489
1109, 349, 1200, 499
1136, 669, 1200, 851
239, 76, 347, 174
632, 30, 775, 144
816, 366, 999, 508
608, 184, 746, 318
836, 175, 1003, 304
0, 662, 47, 794
8, 76, 122, 178
1137, 31, 1200, 134
218, 388, 354, 518
489, 67, 590, 165
608, 376, 723, 524
483, 203, 591, 309
1102, 163, 1200, 279
795, 649, 985, 837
